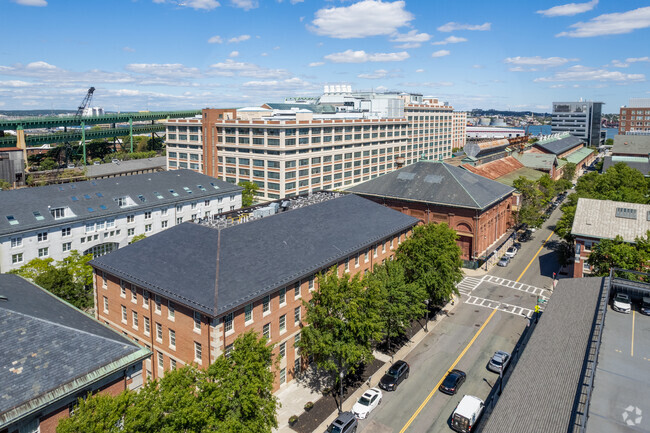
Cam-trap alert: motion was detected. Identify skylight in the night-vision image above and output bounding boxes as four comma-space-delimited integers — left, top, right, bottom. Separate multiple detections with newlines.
209, 182, 220, 190
58, 186, 64, 191
154, 191, 164, 199
197, 185, 206, 191
138, 194, 146, 202
83, 194, 91, 200
169, 189, 178, 197
71, 196, 79, 202
100, 205, 107, 210
96, 192, 103, 198
6, 215, 19, 225
87, 207, 95, 212
615, 207, 637, 220
183, 187, 193, 194
33, 211, 44, 221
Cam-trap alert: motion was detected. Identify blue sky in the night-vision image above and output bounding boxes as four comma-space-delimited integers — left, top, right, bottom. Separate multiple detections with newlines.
1, 0, 648, 113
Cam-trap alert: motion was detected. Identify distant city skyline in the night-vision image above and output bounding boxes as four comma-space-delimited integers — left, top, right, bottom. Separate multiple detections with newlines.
1, 0, 648, 113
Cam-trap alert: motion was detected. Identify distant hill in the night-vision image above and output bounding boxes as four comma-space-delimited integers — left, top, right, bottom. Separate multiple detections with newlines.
469, 108, 550, 117
0, 109, 76, 117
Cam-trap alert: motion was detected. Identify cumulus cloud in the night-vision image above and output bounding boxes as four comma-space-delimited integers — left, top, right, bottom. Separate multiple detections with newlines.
125, 63, 201, 78
611, 59, 628, 68
431, 36, 467, 45
228, 34, 251, 43
209, 59, 290, 78
123, 46, 136, 52
229, 51, 239, 57
400, 81, 453, 87
208, 35, 223, 44
0, 80, 36, 87
534, 65, 645, 82
323, 49, 409, 63
504, 56, 577, 67
230, 0, 258, 10
431, 50, 450, 58
180, 0, 220, 10
627, 56, 650, 63
557, 6, 650, 37
391, 30, 430, 42
310, 0, 413, 39
416, 68, 424, 73
437, 22, 490, 32
309, 62, 325, 67
11, 0, 47, 6
537, 0, 598, 17
357, 69, 388, 79
241, 77, 311, 88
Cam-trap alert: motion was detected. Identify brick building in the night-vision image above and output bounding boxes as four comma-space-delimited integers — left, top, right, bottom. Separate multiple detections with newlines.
348, 160, 515, 262
571, 198, 650, 278
619, 99, 650, 135
89, 194, 418, 391
0, 274, 150, 433
602, 135, 650, 175
529, 133, 596, 177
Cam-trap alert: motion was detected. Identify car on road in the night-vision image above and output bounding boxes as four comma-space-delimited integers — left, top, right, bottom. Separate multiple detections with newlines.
612, 292, 631, 314
487, 350, 511, 374
513, 242, 522, 250
504, 246, 517, 258
351, 388, 382, 419
439, 369, 466, 395
327, 411, 358, 433
451, 395, 484, 433
641, 297, 650, 316
519, 230, 532, 242
497, 256, 510, 267
378, 360, 409, 391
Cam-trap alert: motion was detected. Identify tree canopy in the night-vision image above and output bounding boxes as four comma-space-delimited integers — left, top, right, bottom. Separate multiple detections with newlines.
237, 181, 259, 207
587, 232, 650, 278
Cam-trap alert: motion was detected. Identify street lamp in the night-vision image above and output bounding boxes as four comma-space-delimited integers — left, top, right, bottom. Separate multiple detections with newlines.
339, 370, 345, 413
424, 299, 430, 332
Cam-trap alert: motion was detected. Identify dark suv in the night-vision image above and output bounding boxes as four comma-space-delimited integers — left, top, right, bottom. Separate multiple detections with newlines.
327, 411, 357, 433
379, 360, 409, 391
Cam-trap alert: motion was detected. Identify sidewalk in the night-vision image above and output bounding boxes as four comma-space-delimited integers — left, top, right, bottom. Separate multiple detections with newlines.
274, 296, 461, 433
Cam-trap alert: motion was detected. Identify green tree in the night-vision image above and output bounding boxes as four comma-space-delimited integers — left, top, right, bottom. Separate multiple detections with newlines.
56, 391, 135, 433
396, 223, 463, 306
297, 268, 383, 388
587, 233, 649, 277
366, 259, 427, 349
129, 234, 147, 244
562, 162, 577, 183
40, 157, 58, 171
238, 181, 259, 207
512, 176, 545, 228
605, 138, 614, 146
0, 179, 10, 190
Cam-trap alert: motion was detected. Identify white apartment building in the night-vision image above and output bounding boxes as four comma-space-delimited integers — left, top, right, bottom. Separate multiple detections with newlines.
552, 101, 604, 147
165, 116, 203, 172
0, 170, 242, 273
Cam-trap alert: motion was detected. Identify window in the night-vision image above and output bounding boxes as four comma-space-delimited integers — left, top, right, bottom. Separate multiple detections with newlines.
225, 344, 234, 358
103, 296, 108, 313
156, 322, 163, 342
155, 295, 161, 313
195, 342, 202, 362
170, 359, 177, 370
145, 224, 152, 233
193, 311, 201, 331
224, 312, 234, 333
355, 255, 359, 267
279, 288, 286, 305
121, 305, 127, 323
127, 214, 135, 223
294, 282, 301, 299
294, 357, 301, 375
12, 253, 23, 264
143, 290, 149, 307
144, 211, 152, 219
131, 286, 137, 303
62, 242, 72, 252
280, 367, 286, 384
365, 251, 369, 262
245, 303, 253, 323
294, 306, 301, 326
157, 351, 164, 369
61, 227, 71, 237
161, 220, 168, 229
120, 281, 126, 297
263, 323, 270, 339
176, 217, 183, 224
169, 329, 176, 348
127, 228, 135, 236
344, 260, 349, 273
144, 316, 150, 335
10, 236, 22, 248
132, 311, 139, 329
168, 301, 175, 320
38, 247, 49, 258
263, 295, 270, 314
279, 314, 286, 333
309, 277, 314, 291
279, 342, 286, 359
37, 231, 48, 242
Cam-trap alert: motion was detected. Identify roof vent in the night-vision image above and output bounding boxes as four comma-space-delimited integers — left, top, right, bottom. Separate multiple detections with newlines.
615, 207, 637, 220
424, 175, 443, 184
397, 172, 415, 181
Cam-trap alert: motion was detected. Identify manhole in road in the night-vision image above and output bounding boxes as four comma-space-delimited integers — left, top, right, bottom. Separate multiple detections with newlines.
498, 295, 504, 298
474, 310, 480, 313
475, 324, 481, 327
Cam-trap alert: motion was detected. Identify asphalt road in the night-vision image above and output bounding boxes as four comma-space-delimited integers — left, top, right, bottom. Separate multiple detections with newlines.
356, 207, 565, 433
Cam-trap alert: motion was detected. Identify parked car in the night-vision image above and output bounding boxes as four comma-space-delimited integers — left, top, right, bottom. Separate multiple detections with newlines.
439, 369, 466, 395
451, 395, 484, 433
327, 412, 358, 433
640, 297, 650, 316
351, 388, 382, 419
519, 230, 531, 242
505, 246, 517, 258
513, 242, 522, 250
488, 350, 511, 373
612, 292, 632, 314
497, 256, 510, 267
378, 360, 409, 391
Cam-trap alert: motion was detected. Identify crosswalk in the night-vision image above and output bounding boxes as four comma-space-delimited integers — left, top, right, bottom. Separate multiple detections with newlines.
481, 275, 549, 298
456, 277, 483, 296
465, 295, 536, 318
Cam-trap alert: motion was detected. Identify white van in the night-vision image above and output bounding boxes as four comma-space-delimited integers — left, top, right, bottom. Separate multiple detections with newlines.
451, 395, 484, 432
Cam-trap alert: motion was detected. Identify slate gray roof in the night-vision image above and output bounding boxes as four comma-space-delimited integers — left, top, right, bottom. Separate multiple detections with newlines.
347, 161, 515, 210
262, 103, 338, 114
90, 194, 419, 317
602, 155, 650, 176
571, 198, 650, 242
481, 277, 604, 433
513, 152, 558, 170
84, 157, 166, 178
0, 274, 150, 427
612, 134, 650, 156
534, 134, 584, 155
0, 170, 242, 237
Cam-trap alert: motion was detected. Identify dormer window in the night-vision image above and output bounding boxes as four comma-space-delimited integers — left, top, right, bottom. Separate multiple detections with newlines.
50, 207, 67, 219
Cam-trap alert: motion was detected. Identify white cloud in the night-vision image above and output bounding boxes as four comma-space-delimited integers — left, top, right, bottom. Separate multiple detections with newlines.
26, 61, 57, 70
390, 30, 430, 43
323, 49, 409, 63
0, 80, 36, 87
180, 0, 220, 10
11, 0, 47, 6
228, 34, 251, 43
229, 51, 239, 57
209, 59, 290, 78
416, 68, 424, 73
534, 65, 645, 82
310, 0, 413, 39
611, 59, 628, 68
230, 0, 258, 10
290, 0, 304, 3
208, 35, 223, 44
431, 36, 467, 45
241, 77, 311, 89
557, 6, 650, 37
472, 64, 484, 69
357, 69, 388, 79
309, 62, 324, 67
400, 81, 453, 87
537, 0, 598, 17
431, 50, 450, 58
123, 46, 136, 52
504, 56, 577, 67
627, 56, 650, 63
125, 63, 202, 78
437, 22, 490, 32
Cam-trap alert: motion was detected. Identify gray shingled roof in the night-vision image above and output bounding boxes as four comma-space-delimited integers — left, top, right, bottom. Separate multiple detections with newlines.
0, 274, 149, 426
347, 161, 515, 210
0, 170, 242, 236
602, 155, 650, 175
612, 134, 650, 156
534, 134, 584, 155
513, 152, 558, 170
85, 157, 166, 178
571, 198, 650, 242
90, 194, 419, 317
481, 277, 603, 433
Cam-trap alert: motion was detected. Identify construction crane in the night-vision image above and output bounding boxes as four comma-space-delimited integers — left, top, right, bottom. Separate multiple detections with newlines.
75, 87, 95, 119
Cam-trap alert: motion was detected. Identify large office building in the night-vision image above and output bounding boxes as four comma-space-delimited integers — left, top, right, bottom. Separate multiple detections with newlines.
619, 98, 650, 135
89, 194, 419, 391
551, 100, 604, 147
0, 170, 242, 273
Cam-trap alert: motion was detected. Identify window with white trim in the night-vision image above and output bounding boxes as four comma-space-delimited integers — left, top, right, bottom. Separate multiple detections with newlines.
169, 329, 176, 348
132, 311, 139, 329
279, 288, 286, 306
224, 312, 234, 333
263, 323, 270, 339
157, 351, 164, 369
194, 342, 202, 362
131, 286, 137, 303
38, 247, 49, 258
142, 290, 149, 308
168, 301, 175, 320
156, 322, 163, 342
355, 254, 359, 267
121, 305, 127, 323
144, 316, 150, 336
193, 311, 201, 331
103, 296, 108, 313
170, 358, 177, 370
120, 280, 126, 297
11, 236, 22, 248
37, 231, 48, 242
155, 295, 161, 313
309, 277, 315, 291
279, 314, 286, 333
11, 253, 23, 264
279, 342, 286, 359
280, 367, 286, 384
262, 295, 270, 314
294, 306, 301, 326
244, 303, 253, 323
101, 272, 107, 289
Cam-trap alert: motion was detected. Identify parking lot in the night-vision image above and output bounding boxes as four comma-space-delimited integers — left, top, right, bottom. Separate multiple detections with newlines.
587, 302, 650, 433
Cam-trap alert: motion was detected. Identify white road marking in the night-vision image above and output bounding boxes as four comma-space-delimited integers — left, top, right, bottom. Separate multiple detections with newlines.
481, 275, 548, 299
463, 294, 536, 317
